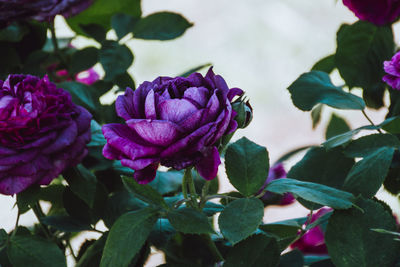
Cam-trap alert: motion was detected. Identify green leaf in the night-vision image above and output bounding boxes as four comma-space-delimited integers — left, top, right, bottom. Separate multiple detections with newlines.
265, 178, 355, 209
325, 113, 351, 140
225, 137, 269, 197
58, 81, 98, 112
113, 72, 135, 90
336, 21, 394, 109
69, 47, 98, 75
275, 145, 315, 163
40, 215, 92, 232
79, 24, 107, 43
16, 185, 40, 214
223, 234, 280, 267
149, 170, 182, 195
133, 12, 193, 40
202, 202, 224, 216
100, 208, 159, 267
287, 71, 365, 111
311, 104, 323, 129
122, 176, 168, 209
0, 22, 28, 42
167, 207, 214, 234
63, 165, 97, 208
287, 147, 354, 190
7, 235, 66, 267
279, 250, 304, 267
76, 234, 108, 267
67, 0, 141, 34
218, 198, 264, 244
380, 116, 400, 134
111, 13, 139, 40
325, 198, 400, 267
311, 54, 335, 74
335, 21, 393, 89
344, 147, 394, 198
259, 219, 302, 250
323, 125, 378, 149
344, 134, 400, 157
178, 63, 212, 77
99, 41, 133, 81
88, 120, 106, 147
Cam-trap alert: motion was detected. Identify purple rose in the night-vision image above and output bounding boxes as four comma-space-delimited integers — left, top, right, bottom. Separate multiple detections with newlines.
343, 0, 400, 26
259, 163, 295, 206
0, 0, 92, 24
290, 208, 332, 255
102, 68, 243, 184
0, 74, 91, 195
383, 51, 400, 90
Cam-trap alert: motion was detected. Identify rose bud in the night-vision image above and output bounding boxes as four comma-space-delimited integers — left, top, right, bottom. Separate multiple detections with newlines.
102, 68, 243, 184
258, 163, 295, 206
343, 0, 400, 26
290, 208, 332, 255
383, 51, 400, 90
231, 98, 252, 129
0, 0, 92, 24
0, 74, 92, 195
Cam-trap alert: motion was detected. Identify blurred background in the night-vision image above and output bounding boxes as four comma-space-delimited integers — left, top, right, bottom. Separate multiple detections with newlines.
1, 0, 399, 265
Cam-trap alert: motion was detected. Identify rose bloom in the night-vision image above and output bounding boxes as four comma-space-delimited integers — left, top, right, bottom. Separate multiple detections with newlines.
56, 68, 100, 85
102, 68, 243, 183
343, 0, 400, 26
0, 74, 91, 195
260, 163, 295, 206
0, 0, 92, 24
290, 208, 332, 255
383, 51, 400, 90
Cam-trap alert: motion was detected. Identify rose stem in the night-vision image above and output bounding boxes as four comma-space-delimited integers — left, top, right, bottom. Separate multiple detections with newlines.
182, 169, 190, 206
185, 168, 199, 209
31, 201, 52, 240
10, 209, 21, 239
361, 109, 382, 133
199, 180, 211, 209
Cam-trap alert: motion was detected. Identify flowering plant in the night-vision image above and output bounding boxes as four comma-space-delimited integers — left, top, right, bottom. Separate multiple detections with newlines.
0, 0, 400, 267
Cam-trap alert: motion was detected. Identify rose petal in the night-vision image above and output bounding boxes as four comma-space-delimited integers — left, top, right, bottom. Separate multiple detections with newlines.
178, 109, 205, 132
0, 149, 38, 165
75, 106, 92, 134
121, 157, 159, 170
116, 88, 136, 120
102, 123, 162, 160
195, 146, 221, 180
158, 98, 198, 123
133, 163, 159, 184
200, 90, 220, 124
126, 119, 181, 146
183, 86, 209, 107
227, 87, 244, 101
144, 89, 157, 119
42, 121, 78, 154
0, 175, 37, 195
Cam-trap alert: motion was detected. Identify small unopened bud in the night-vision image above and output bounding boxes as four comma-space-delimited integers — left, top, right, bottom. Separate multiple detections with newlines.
232, 98, 253, 129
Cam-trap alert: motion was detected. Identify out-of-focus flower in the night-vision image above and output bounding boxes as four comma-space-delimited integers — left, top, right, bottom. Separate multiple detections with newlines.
290, 208, 332, 255
102, 68, 243, 184
0, 74, 91, 195
259, 163, 295, 206
383, 51, 400, 90
343, 0, 400, 26
56, 68, 100, 85
0, 0, 92, 24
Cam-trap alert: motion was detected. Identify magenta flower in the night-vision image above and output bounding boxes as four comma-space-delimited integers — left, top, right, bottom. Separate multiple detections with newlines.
343, 0, 400, 26
0, 0, 92, 24
290, 208, 332, 255
383, 51, 400, 90
56, 68, 100, 85
102, 68, 243, 184
0, 74, 91, 195
260, 163, 295, 206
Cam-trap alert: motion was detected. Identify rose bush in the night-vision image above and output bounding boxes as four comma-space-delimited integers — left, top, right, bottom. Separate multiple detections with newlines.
343, 0, 400, 25
102, 68, 243, 184
0, 74, 91, 195
260, 163, 295, 205
0, 0, 92, 24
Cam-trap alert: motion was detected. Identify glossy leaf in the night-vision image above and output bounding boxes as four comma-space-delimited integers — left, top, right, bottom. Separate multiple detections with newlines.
287, 71, 365, 111
325, 113, 351, 140
99, 41, 133, 81
167, 207, 214, 234
225, 137, 269, 196
218, 198, 264, 244
344, 134, 400, 158
100, 208, 159, 267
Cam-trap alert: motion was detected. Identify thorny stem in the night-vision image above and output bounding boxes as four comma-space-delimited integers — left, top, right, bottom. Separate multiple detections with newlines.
362, 109, 382, 133
199, 180, 211, 209
182, 169, 189, 204
10, 210, 21, 239
185, 168, 199, 209
205, 194, 239, 202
